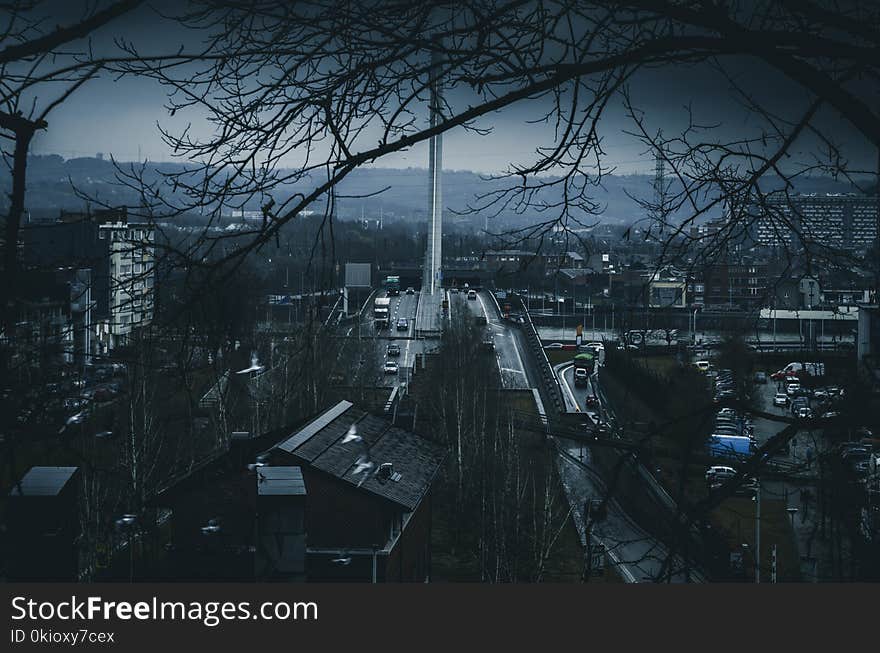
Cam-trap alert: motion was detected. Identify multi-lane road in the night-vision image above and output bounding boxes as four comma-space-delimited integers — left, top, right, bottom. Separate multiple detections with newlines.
346, 289, 424, 388
459, 290, 530, 389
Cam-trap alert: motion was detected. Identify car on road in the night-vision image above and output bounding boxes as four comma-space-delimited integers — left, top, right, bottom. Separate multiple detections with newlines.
467, 289, 477, 300
450, 287, 459, 294
796, 406, 813, 419
585, 395, 599, 409
386, 343, 401, 357
406, 287, 415, 295
786, 382, 800, 396
705, 465, 736, 485
821, 411, 840, 419
694, 360, 710, 372
754, 371, 768, 384
383, 361, 399, 374
574, 367, 589, 386
396, 318, 408, 331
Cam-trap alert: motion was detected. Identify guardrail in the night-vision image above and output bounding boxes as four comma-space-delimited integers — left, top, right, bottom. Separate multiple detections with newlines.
517, 297, 566, 416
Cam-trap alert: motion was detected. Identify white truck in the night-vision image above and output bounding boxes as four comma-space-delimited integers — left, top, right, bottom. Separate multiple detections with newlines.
771, 362, 826, 381
373, 296, 391, 329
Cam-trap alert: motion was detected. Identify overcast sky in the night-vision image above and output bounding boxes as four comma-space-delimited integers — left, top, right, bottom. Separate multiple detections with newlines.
20, 1, 878, 177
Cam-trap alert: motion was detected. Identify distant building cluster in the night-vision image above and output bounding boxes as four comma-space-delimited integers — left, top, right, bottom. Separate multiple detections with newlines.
10, 206, 155, 368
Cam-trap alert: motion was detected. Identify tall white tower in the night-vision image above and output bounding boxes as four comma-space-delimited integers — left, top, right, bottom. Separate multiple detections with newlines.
425, 47, 443, 294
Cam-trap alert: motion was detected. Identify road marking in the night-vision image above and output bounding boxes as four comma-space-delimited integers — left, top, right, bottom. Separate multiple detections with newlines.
509, 333, 527, 378
558, 363, 581, 412
476, 292, 492, 324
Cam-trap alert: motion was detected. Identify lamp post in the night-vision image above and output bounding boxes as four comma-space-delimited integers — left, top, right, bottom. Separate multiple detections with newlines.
754, 480, 762, 583
115, 514, 138, 583
592, 294, 596, 340
786, 506, 798, 530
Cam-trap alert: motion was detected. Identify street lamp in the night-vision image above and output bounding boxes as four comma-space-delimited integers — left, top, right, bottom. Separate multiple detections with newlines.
114, 513, 138, 583
786, 506, 798, 530
753, 480, 761, 583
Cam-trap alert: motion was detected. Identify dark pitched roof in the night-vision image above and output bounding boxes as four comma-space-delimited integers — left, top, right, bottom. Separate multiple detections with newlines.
9, 467, 78, 497
274, 401, 446, 511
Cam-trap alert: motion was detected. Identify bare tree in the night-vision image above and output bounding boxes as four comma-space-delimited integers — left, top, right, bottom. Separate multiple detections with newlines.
86, 1, 876, 280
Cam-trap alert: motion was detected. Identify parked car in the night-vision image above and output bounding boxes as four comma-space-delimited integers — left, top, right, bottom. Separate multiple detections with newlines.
65, 410, 88, 426
840, 445, 868, 460
93, 387, 115, 403
545, 343, 564, 350
63, 397, 86, 411
790, 397, 809, 414
383, 361, 399, 374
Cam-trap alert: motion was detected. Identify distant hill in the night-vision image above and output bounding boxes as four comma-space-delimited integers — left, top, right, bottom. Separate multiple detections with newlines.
2, 154, 869, 228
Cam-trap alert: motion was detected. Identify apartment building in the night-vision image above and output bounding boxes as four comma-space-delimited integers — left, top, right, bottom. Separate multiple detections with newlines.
21, 207, 155, 354
756, 194, 878, 250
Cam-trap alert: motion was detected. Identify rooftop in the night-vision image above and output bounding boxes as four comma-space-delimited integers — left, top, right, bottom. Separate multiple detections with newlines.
9, 467, 78, 497
275, 401, 446, 511
257, 466, 306, 496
